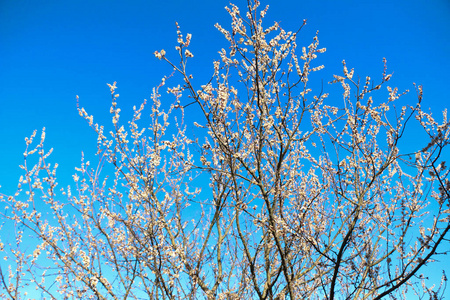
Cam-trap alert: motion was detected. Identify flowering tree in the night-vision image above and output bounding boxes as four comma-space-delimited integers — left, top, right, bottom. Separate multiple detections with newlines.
1, 1, 449, 299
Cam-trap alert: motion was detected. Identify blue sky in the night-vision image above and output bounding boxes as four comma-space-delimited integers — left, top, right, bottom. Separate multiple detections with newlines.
1, 0, 449, 189
1, 0, 449, 296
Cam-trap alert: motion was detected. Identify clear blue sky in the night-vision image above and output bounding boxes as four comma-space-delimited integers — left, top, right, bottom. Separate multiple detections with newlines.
1, 0, 449, 295
1, 0, 449, 188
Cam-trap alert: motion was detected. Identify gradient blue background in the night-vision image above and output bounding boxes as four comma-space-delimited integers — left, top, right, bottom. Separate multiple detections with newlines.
1, 0, 449, 188
1, 0, 449, 296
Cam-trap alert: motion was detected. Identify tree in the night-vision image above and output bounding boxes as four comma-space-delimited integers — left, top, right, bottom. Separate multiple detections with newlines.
1, 0, 449, 299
